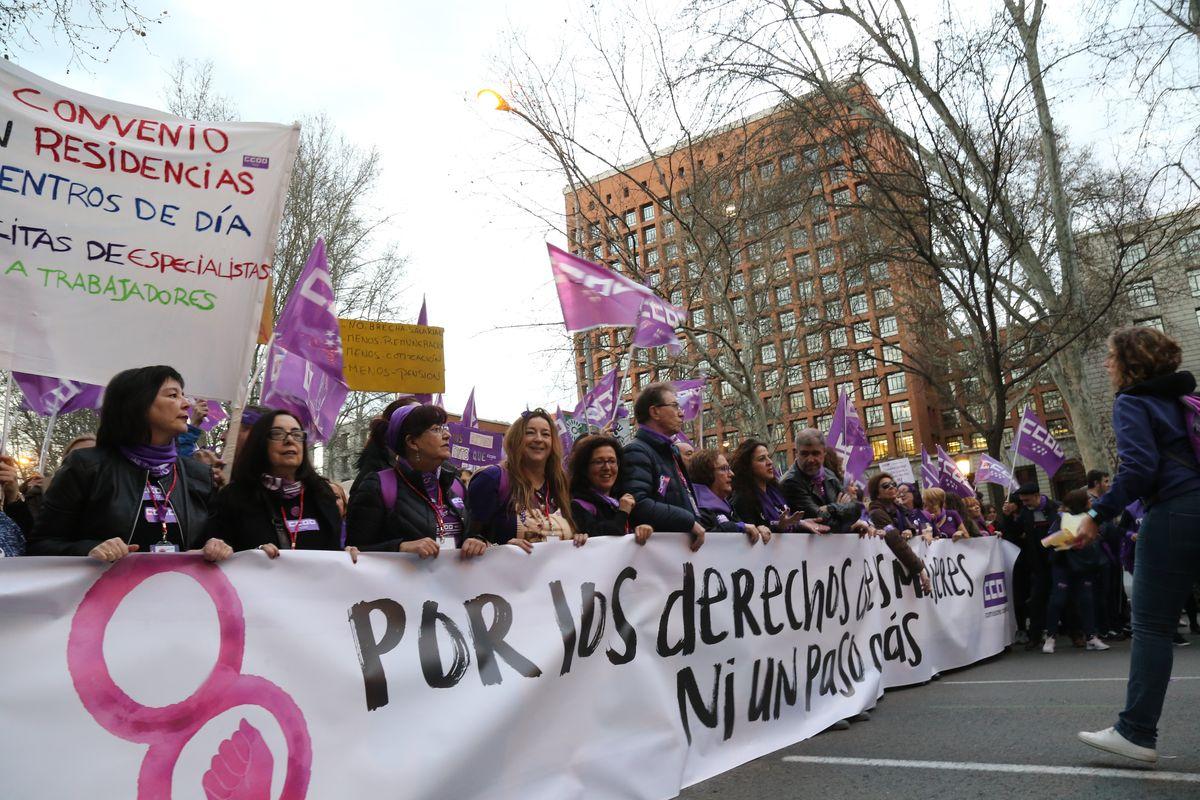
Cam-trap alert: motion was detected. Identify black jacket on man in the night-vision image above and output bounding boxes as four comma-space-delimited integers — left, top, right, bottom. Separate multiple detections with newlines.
347, 461, 467, 550
621, 427, 698, 533
28, 447, 213, 556
1001, 498, 1060, 555
207, 480, 343, 552
779, 464, 863, 531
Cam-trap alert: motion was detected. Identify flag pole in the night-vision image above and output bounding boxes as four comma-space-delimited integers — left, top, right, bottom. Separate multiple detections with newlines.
37, 410, 58, 474
613, 339, 637, 429
0, 370, 13, 457
1007, 404, 1026, 491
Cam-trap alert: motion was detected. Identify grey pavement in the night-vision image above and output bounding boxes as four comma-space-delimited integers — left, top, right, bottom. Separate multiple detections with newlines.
679, 634, 1200, 800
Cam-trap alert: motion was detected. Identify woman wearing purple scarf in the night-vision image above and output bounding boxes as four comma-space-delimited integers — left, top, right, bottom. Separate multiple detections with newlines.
689, 448, 770, 543
730, 439, 828, 535
28, 365, 229, 562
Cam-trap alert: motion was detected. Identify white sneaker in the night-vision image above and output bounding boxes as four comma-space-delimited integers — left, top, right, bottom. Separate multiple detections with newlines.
1086, 637, 1111, 651
1077, 727, 1158, 763
1042, 637, 1056, 654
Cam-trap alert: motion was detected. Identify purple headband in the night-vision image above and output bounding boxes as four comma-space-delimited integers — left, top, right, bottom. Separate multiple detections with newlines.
386, 404, 421, 452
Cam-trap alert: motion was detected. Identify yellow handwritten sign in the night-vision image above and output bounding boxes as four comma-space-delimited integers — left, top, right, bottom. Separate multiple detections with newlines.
338, 319, 445, 393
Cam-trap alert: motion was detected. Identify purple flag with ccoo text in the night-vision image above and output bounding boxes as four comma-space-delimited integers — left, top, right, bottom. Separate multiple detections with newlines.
673, 378, 706, 422
260, 239, 348, 443
632, 297, 683, 354
1013, 407, 1066, 477
920, 444, 939, 489
574, 366, 621, 428
975, 453, 1018, 490
13, 372, 104, 416
937, 444, 976, 498
828, 389, 873, 484
548, 244, 685, 333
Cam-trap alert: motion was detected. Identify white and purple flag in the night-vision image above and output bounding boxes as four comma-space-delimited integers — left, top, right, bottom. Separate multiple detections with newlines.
574, 366, 621, 428
461, 388, 478, 429
632, 297, 683, 354
197, 400, 228, 433
937, 444, 976, 498
548, 244, 685, 333
13, 372, 104, 416
920, 444, 939, 489
1013, 407, 1066, 477
976, 453, 1018, 490
829, 389, 873, 484
260, 239, 349, 443
673, 378, 706, 422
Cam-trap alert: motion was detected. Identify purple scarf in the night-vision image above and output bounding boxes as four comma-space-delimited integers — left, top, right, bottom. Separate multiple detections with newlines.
261, 474, 303, 499
121, 443, 177, 478
759, 484, 788, 524
694, 484, 733, 515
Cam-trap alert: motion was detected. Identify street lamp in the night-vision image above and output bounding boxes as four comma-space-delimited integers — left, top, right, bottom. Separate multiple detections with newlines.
956, 457, 972, 476
476, 88, 511, 113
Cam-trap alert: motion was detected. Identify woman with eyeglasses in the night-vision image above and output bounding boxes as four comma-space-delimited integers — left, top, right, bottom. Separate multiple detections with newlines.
567, 434, 653, 542
687, 449, 770, 543
209, 411, 356, 560
466, 409, 584, 551
28, 365, 230, 563
347, 403, 484, 559
895, 482, 931, 538
729, 439, 827, 534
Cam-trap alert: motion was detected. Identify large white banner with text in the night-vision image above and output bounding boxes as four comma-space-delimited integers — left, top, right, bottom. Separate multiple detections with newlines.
0, 534, 1016, 800
0, 60, 298, 401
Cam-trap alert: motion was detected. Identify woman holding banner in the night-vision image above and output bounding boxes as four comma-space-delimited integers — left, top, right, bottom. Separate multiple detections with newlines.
729, 440, 825, 534
209, 411, 356, 559
27, 365, 231, 562
688, 449, 770, 543
567, 434, 652, 541
467, 409, 584, 550
347, 403, 484, 558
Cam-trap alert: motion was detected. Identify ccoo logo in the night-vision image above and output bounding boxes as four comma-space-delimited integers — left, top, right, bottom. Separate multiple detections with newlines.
982, 572, 1008, 608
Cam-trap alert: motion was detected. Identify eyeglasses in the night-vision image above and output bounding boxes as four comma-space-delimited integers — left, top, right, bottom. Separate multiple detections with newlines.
879, 481, 897, 490
424, 425, 450, 435
590, 458, 618, 467
268, 429, 307, 443
654, 402, 681, 410
717, 465, 733, 473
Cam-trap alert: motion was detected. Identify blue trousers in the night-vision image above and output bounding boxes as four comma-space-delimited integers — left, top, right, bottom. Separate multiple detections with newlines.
1115, 493, 1200, 747
1045, 563, 1096, 638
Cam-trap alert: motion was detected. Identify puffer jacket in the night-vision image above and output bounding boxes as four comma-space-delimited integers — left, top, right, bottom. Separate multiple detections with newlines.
620, 427, 698, 533
348, 460, 468, 550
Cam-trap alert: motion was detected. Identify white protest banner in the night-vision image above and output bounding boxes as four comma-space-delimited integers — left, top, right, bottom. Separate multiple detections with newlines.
0, 535, 1016, 800
878, 457, 916, 484
0, 60, 299, 402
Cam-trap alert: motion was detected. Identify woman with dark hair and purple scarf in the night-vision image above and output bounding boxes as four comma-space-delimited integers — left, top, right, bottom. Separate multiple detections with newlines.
28, 365, 230, 563
688, 448, 770, 543
729, 439, 827, 534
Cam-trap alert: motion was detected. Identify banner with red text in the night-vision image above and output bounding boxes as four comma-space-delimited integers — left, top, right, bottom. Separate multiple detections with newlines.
0, 60, 298, 402
0, 535, 1016, 799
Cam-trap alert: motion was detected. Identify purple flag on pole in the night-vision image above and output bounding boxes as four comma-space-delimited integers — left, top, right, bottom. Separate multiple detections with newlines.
13, 372, 104, 416
920, 444, 939, 489
673, 378, 706, 422
461, 388, 478, 429
574, 366, 621, 427
632, 297, 683, 354
1013, 407, 1066, 477
937, 444, 976, 498
414, 297, 432, 403
548, 244, 685, 333
976, 453, 1018, 490
260, 239, 349, 443
828, 389, 873, 484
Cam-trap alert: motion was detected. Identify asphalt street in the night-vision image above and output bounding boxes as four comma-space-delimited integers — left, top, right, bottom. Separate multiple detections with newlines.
678, 635, 1200, 800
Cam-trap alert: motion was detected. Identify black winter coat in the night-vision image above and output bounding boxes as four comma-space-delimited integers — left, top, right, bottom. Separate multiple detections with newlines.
1002, 498, 1060, 555
570, 488, 630, 537
779, 464, 863, 531
28, 447, 214, 556
620, 428, 699, 533
347, 461, 468, 550
207, 480, 343, 552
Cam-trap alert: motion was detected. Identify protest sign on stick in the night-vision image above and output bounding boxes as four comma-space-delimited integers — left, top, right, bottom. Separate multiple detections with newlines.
0, 60, 299, 402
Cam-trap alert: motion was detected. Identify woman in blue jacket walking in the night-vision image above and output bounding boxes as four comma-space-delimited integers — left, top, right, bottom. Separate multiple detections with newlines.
1076, 326, 1200, 763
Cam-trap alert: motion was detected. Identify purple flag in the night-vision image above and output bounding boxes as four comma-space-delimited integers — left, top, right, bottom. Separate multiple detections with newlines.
414, 297, 432, 403
1013, 407, 1066, 476
672, 432, 693, 447
976, 453, 1018, 490
574, 366, 621, 427
920, 444, 939, 489
555, 406, 576, 458
828, 389, 873, 484
633, 297, 683, 354
548, 244, 684, 333
433, 393, 444, 409
13, 372, 104, 416
673, 378, 706, 422
197, 400, 228, 432
937, 444, 976, 498
461, 388, 478, 429
260, 239, 349, 443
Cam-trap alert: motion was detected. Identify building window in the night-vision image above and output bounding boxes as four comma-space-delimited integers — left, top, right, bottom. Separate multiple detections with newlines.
849, 293, 868, 315
1129, 279, 1157, 308
816, 414, 833, 434
829, 328, 848, 348
825, 299, 844, 319
864, 405, 884, 428
780, 310, 796, 330
809, 360, 828, 381
663, 219, 676, 238
881, 344, 902, 364
732, 297, 747, 315
1120, 242, 1147, 269
1180, 232, 1200, 256
1048, 418, 1070, 438
861, 376, 881, 399
782, 154, 797, 173
759, 162, 775, 181
814, 221, 831, 242
806, 332, 823, 352
757, 317, 774, 337
878, 315, 899, 337
853, 321, 872, 343
890, 400, 911, 424
648, 271, 662, 288
761, 343, 777, 364
895, 431, 915, 456
776, 285, 793, 304
765, 369, 780, 389
873, 287, 894, 309
789, 391, 807, 411
869, 262, 888, 282
869, 435, 889, 460
1042, 390, 1063, 412
792, 228, 809, 249
690, 307, 706, 326
857, 349, 875, 372
832, 188, 851, 207
588, 222, 600, 240
832, 354, 851, 376
786, 365, 803, 385
1137, 316, 1164, 331
970, 432, 987, 450
769, 236, 785, 255
945, 436, 964, 455
731, 272, 746, 291
798, 279, 815, 300
772, 260, 790, 281
818, 247, 836, 268
812, 386, 831, 408
641, 204, 655, 222
664, 243, 679, 260
646, 249, 660, 268
942, 409, 959, 427
821, 274, 839, 295
671, 289, 684, 306
886, 372, 907, 394
624, 210, 637, 227
644, 226, 657, 244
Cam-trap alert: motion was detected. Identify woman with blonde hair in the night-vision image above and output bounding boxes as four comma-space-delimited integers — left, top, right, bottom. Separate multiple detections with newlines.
466, 409, 585, 551
1076, 326, 1200, 763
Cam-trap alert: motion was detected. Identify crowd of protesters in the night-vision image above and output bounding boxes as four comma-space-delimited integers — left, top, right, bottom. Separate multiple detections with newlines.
2, 326, 1199, 758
